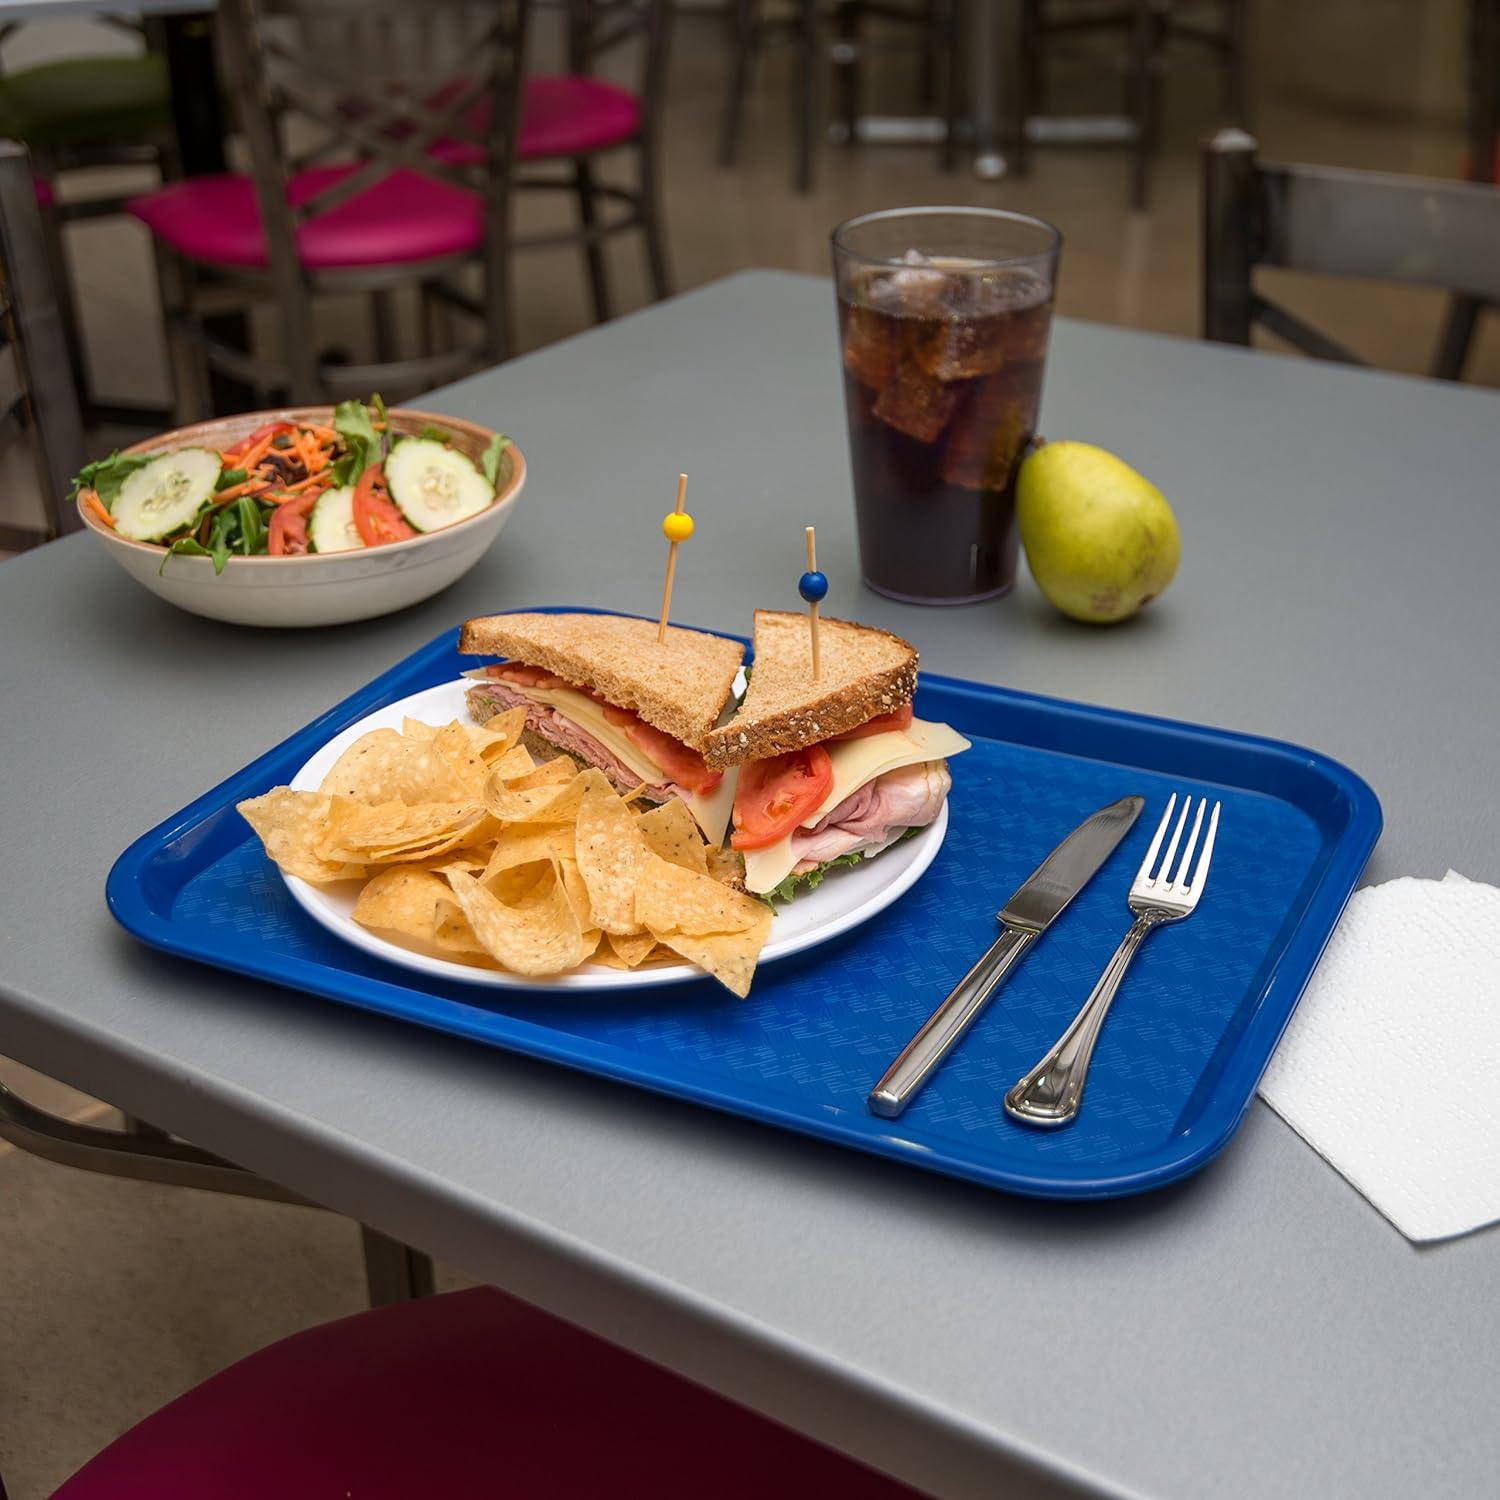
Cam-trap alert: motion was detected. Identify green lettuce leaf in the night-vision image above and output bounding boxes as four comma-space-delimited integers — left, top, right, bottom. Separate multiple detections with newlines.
329, 398, 380, 487
70, 451, 152, 509
480, 433, 511, 486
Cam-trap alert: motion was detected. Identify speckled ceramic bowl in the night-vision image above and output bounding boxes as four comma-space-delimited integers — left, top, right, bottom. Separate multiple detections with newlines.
77, 406, 524, 628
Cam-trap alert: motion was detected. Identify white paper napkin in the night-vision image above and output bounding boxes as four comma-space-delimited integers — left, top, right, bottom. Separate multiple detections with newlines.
1258, 871, 1500, 1243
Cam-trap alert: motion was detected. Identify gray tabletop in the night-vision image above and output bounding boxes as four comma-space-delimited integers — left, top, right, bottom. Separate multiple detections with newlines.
0, 1, 211, 18
3, 271, 1498, 1500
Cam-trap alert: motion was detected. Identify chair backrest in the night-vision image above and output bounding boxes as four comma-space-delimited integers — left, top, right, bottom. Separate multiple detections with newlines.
1202, 127, 1500, 363
0, 138, 85, 546
216, 0, 528, 269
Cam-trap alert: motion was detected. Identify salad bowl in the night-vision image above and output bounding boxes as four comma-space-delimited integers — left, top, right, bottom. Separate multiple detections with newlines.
76, 406, 525, 628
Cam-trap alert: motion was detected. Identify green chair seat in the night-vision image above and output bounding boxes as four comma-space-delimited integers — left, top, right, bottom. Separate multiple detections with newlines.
0, 55, 172, 152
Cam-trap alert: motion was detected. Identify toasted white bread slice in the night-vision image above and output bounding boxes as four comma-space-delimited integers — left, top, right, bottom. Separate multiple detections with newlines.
458, 612, 743, 752
702, 610, 918, 769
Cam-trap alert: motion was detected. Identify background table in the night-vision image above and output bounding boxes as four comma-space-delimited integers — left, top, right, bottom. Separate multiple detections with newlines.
2, 271, 1498, 1500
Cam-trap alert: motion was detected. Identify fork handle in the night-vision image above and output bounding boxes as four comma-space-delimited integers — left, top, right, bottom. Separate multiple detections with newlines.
868, 925, 1036, 1119
1004, 914, 1158, 1128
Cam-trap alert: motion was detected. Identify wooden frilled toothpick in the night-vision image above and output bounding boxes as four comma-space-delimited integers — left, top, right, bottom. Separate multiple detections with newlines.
656, 473, 692, 644
799, 525, 828, 681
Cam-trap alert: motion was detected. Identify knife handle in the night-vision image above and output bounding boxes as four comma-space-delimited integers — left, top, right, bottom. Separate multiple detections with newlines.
867, 926, 1036, 1119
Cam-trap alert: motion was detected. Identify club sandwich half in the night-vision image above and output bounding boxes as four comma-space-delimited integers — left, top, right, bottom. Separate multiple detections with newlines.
459, 611, 744, 845
702, 611, 970, 900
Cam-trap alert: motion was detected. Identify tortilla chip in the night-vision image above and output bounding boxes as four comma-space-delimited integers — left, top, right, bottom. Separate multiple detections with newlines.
574, 777, 651, 933
635, 854, 766, 936
607, 928, 658, 967
351, 867, 449, 940
656, 919, 771, 999
636, 800, 709, 874
238, 789, 365, 884
482, 765, 607, 825
444, 867, 594, 976
320, 729, 473, 806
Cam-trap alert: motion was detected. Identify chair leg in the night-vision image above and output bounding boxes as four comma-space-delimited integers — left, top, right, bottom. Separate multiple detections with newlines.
719, 0, 756, 167
150, 242, 210, 424
573, 157, 612, 325
833, 0, 859, 147
1127, 0, 1158, 210
371, 287, 400, 365
940, 0, 963, 172
360, 1224, 436, 1307
917, 0, 939, 108
30, 165, 91, 412
420, 280, 455, 358
1223, 0, 1251, 125
1432, 295, 1485, 381
121, 1115, 172, 1141
1014, 0, 1039, 176
797, 0, 820, 193
638, 146, 673, 303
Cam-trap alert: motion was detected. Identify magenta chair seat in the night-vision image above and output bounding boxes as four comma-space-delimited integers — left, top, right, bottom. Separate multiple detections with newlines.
431, 74, 641, 169
54, 1286, 925, 1498
126, 164, 484, 271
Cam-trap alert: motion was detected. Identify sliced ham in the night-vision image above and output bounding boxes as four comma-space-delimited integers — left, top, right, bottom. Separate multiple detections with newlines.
466, 682, 684, 804
787, 760, 952, 874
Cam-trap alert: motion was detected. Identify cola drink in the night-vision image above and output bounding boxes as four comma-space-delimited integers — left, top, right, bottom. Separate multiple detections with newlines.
832, 214, 1059, 604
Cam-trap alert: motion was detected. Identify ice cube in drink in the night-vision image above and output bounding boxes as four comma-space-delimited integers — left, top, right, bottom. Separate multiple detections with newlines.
838, 256, 1054, 603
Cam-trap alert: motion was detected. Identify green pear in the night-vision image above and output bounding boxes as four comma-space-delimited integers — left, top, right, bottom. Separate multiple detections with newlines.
1016, 441, 1180, 624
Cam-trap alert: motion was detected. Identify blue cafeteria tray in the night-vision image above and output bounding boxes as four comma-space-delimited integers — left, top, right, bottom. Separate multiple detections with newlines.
107, 611, 1381, 1200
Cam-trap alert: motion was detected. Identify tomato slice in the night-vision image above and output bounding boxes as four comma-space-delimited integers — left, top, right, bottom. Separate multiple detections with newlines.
599, 705, 721, 794
267, 491, 317, 556
488, 664, 569, 689
352, 463, 416, 547
835, 704, 914, 740
224, 421, 295, 459
731, 745, 834, 850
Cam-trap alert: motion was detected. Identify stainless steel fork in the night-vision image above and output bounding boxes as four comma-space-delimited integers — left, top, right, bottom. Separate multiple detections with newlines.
1004, 793, 1222, 1128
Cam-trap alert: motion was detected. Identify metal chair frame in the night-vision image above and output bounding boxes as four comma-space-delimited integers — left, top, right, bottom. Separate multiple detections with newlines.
0, 16, 180, 428
0, 1079, 435, 1307
0, 138, 86, 552
512, 0, 674, 321
153, 0, 529, 415
1433, 0, 1500, 380
719, 0, 962, 194
1202, 127, 1500, 365
1015, 0, 1250, 209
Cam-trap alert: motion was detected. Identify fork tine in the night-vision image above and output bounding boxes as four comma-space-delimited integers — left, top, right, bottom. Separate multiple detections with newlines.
1188, 801, 1221, 893
1171, 798, 1206, 888
1154, 794, 1191, 884
1135, 793, 1176, 883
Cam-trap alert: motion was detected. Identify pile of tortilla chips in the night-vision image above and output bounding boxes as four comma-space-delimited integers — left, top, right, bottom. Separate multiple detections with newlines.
236, 709, 771, 996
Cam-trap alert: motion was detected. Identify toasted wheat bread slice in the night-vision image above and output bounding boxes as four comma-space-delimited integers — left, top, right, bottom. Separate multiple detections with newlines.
458, 612, 743, 752
702, 610, 918, 768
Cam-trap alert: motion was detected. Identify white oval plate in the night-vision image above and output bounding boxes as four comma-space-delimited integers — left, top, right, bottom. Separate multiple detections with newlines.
283, 679, 947, 992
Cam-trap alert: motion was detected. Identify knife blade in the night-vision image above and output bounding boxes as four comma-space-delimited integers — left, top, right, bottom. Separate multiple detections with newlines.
867, 795, 1144, 1119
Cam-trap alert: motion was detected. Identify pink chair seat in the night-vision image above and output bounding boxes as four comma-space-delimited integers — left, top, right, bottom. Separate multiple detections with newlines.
55, 1287, 925, 1498
126, 164, 484, 270
432, 74, 641, 168
33, 174, 54, 207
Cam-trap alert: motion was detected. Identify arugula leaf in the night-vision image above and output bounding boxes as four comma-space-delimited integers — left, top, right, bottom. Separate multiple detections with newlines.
234, 495, 265, 555
330, 398, 379, 487
370, 392, 388, 430
216, 467, 248, 491
415, 424, 452, 445
70, 451, 152, 509
158, 536, 211, 574
480, 433, 511, 486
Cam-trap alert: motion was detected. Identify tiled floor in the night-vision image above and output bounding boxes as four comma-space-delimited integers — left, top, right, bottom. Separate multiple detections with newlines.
3, 7, 1497, 1493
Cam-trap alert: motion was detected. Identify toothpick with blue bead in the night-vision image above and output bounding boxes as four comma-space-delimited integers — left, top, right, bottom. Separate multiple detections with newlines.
657, 473, 692, 644
800, 525, 827, 681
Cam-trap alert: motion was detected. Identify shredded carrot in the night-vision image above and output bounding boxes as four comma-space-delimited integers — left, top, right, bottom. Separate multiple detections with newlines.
306, 424, 337, 441
279, 472, 332, 495
82, 489, 114, 529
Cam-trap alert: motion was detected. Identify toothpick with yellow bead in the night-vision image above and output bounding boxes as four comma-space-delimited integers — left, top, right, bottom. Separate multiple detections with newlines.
656, 472, 693, 644
800, 525, 827, 682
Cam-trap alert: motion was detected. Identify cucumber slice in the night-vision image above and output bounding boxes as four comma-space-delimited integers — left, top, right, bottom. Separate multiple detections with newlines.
111, 448, 221, 543
308, 485, 362, 554
383, 438, 494, 533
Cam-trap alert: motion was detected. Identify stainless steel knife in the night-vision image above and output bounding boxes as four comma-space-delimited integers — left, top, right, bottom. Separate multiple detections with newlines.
867, 795, 1145, 1119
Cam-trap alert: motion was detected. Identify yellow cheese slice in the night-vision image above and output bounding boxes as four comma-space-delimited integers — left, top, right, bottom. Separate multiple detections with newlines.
501, 684, 738, 846
739, 719, 971, 895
